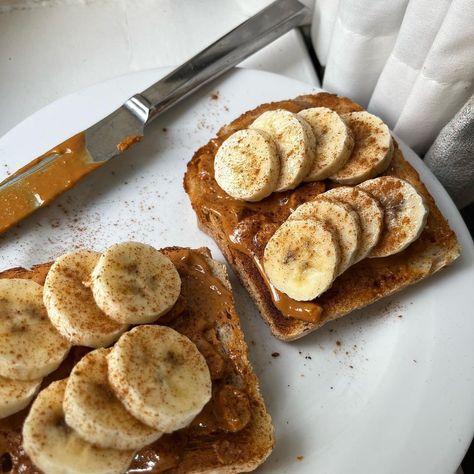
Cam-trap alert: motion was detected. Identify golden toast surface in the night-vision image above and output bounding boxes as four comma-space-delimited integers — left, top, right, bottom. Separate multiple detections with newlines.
0, 247, 274, 474
184, 93, 460, 340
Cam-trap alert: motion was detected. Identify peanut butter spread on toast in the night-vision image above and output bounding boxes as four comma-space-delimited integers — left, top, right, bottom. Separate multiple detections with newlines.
0, 248, 270, 473
184, 93, 459, 338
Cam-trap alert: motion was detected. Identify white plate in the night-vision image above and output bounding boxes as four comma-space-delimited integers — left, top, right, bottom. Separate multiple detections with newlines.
1, 68, 473, 474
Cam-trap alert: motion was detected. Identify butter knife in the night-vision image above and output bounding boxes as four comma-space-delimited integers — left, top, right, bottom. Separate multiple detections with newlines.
0, 0, 310, 235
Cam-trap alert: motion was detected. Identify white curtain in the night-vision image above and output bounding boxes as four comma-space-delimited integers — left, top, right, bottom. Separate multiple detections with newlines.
311, 0, 474, 154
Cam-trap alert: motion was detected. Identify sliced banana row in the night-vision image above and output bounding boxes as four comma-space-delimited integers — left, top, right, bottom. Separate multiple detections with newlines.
1, 242, 210, 472
23, 326, 210, 474
214, 107, 394, 201
263, 177, 428, 301
63, 347, 162, 451
43, 241, 180, 344
44, 250, 128, 348
0, 242, 182, 421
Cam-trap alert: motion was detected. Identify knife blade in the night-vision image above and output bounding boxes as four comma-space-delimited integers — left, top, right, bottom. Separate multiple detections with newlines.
0, 0, 310, 235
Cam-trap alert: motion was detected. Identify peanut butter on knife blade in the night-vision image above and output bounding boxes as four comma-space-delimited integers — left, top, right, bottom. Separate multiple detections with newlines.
0, 133, 100, 235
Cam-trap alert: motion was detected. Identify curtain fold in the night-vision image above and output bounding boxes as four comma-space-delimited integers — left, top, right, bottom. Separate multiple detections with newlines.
311, 0, 474, 155
368, 0, 451, 130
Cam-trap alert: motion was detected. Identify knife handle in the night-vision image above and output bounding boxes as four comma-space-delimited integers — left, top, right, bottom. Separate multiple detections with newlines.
136, 0, 310, 122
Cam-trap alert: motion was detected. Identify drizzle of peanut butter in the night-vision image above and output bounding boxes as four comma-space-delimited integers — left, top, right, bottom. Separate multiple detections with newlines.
228, 235, 322, 323
0, 132, 101, 234
0, 248, 254, 474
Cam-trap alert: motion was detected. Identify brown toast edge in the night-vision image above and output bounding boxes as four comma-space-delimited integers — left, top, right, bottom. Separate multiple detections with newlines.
0, 247, 274, 474
184, 93, 461, 341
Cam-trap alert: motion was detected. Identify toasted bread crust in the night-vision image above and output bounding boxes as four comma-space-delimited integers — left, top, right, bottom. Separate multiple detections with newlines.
184, 93, 460, 340
0, 248, 274, 474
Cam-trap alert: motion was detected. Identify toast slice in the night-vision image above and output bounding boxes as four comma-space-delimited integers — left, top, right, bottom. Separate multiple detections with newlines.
184, 93, 460, 341
0, 247, 274, 473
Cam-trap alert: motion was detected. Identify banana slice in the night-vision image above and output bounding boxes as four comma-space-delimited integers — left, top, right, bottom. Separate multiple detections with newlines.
298, 107, 354, 181
358, 176, 428, 257
323, 186, 384, 262
64, 348, 161, 450
0, 375, 42, 419
330, 111, 393, 185
290, 198, 361, 274
44, 250, 128, 348
108, 325, 211, 433
23, 379, 135, 474
0, 279, 70, 381
263, 219, 340, 301
214, 129, 280, 201
250, 109, 316, 191
91, 242, 181, 324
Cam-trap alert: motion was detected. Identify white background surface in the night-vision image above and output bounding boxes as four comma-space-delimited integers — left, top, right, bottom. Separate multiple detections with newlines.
0, 0, 318, 138
0, 67, 473, 474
